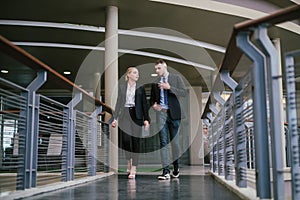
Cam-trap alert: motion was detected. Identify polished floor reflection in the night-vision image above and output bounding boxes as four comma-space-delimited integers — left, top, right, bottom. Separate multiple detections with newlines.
26, 174, 241, 200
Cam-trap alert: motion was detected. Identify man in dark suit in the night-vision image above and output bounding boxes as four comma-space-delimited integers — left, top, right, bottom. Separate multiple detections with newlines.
150, 59, 187, 180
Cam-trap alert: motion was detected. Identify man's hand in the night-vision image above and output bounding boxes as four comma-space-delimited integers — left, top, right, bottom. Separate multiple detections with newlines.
153, 102, 162, 111
158, 82, 170, 90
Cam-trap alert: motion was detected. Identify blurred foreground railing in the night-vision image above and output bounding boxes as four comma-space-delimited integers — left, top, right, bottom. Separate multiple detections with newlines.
202, 5, 300, 200
0, 35, 112, 194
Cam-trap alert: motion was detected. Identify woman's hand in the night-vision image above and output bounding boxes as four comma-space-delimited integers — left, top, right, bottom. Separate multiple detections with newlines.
144, 120, 150, 131
111, 119, 117, 128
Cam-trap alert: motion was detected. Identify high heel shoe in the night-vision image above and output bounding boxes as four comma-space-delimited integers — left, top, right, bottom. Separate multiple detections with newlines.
128, 166, 136, 179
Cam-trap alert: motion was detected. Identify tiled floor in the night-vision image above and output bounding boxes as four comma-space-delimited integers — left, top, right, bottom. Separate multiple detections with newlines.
25, 166, 242, 200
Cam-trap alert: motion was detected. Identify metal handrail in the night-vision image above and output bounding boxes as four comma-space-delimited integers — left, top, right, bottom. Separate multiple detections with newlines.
0, 35, 113, 115
202, 4, 300, 119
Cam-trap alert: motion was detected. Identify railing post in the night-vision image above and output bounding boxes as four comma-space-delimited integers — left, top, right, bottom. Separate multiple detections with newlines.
209, 105, 219, 174
88, 106, 102, 176
203, 118, 210, 127
209, 104, 219, 116
237, 31, 271, 198
220, 71, 238, 91
21, 71, 46, 189
220, 71, 237, 181
206, 112, 215, 172
223, 96, 234, 181
255, 25, 285, 200
285, 51, 300, 200
63, 92, 82, 181
213, 92, 225, 176
233, 84, 247, 188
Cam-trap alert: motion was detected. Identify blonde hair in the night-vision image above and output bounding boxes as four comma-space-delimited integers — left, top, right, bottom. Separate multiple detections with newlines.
125, 67, 137, 81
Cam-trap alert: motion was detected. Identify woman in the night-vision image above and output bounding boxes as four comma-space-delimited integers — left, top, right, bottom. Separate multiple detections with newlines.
111, 67, 150, 179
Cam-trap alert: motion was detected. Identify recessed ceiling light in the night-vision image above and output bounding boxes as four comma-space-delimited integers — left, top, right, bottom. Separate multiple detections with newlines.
63, 71, 71, 75
151, 73, 158, 77
1, 70, 8, 74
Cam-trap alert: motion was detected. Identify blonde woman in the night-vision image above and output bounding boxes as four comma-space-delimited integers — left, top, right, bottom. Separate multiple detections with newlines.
111, 67, 150, 179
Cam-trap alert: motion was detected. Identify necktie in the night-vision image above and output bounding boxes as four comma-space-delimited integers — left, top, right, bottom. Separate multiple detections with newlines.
160, 77, 168, 107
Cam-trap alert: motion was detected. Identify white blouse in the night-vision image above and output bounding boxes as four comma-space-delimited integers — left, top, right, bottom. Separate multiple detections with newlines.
125, 82, 136, 107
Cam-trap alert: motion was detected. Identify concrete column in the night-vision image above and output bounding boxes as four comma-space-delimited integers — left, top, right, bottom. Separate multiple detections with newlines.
94, 72, 101, 99
189, 87, 203, 165
105, 6, 118, 173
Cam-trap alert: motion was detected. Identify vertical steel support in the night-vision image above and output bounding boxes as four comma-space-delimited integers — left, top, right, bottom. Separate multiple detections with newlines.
214, 92, 225, 176
213, 92, 225, 106
220, 71, 238, 91
210, 104, 219, 173
237, 31, 271, 198
206, 112, 213, 122
233, 85, 247, 187
217, 111, 224, 176
207, 124, 213, 171
88, 106, 102, 176
17, 91, 28, 190
22, 71, 47, 189
203, 119, 210, 127
285, 52, 300, 200
203, 117, 211, 170
0, 97, 3, 167
209, 104, 219, 115
64, 92, 82, 181
221, 71, 237, 181
209, 106, 219, 174
255, 25, 285, 200
206, 112, 214, 171
223, 97, 233, 180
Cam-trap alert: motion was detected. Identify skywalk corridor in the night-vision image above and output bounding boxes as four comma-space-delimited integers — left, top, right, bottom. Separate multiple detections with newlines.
1, 2, 300, 200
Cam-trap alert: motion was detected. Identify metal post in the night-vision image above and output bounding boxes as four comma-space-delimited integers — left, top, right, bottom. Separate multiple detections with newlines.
233, 85, 247, 187
237, 31, 271, 198
285, 52, 300, 200
224, 96, 234, 181
255, 25, 285, 200
209, 103, 221, 174
209, 104, 219, 115
220, 71, 238, 91
64, 92, 82, 181
220, 71, 237, 181
23, 71, 47, 189
213, 92, 225, 106
217, 111, 224, 176
88, 106, 102, 176
214, 91, 226, 176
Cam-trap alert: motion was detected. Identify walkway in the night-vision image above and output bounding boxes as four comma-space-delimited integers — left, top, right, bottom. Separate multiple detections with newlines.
21, 166, 242, 200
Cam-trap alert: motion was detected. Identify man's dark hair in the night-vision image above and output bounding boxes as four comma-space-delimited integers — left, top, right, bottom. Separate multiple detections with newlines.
155, 59, 167, 66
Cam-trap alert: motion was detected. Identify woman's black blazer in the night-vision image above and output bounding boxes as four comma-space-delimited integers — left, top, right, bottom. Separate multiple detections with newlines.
113, 81, 150, 123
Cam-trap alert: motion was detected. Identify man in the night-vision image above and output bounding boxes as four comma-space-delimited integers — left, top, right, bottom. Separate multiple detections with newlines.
150, 59, 187, 180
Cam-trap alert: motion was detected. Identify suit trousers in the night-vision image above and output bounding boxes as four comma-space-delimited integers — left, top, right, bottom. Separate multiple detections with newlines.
158, 110, 181, 173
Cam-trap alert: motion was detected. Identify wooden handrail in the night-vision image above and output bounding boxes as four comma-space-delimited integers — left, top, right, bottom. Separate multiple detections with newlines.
202, 4, 300, 119
0, 34, 113, 115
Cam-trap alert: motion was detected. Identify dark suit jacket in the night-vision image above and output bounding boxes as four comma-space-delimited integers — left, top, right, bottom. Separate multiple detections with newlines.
113, 81, 150, 125
150, 73, 187, 120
